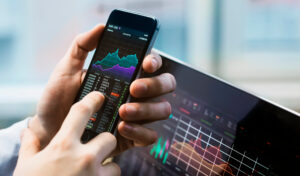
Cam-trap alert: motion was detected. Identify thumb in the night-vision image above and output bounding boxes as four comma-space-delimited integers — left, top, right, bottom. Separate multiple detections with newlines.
18, 128, 40, 161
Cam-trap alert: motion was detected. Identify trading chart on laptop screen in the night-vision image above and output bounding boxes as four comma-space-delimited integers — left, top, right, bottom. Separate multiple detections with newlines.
114, 54, 300, 176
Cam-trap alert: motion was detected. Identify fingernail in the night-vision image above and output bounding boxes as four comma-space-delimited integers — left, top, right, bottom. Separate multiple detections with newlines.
134, 81, 148, 94
95, 91, 104, 99
151, 57, 158, 69
125, 105, 137, 116
162, 73, 176, 90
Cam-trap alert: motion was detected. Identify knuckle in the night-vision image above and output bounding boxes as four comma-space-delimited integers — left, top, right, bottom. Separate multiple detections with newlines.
79, 152, 97, 167
74, 33, 83, 41
60, 139, 73, 150
51, 138, 73, 151
70, 33, 88, 60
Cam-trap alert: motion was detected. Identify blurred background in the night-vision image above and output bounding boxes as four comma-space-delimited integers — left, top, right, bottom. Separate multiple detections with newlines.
0, 0, 299, 128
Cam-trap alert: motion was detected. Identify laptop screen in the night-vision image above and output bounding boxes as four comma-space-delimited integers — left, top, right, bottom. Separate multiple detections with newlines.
114, 53, 300, 176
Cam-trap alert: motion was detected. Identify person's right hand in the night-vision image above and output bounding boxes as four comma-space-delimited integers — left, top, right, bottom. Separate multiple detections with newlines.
13, 91, 120, 176
29, 24, 175, 152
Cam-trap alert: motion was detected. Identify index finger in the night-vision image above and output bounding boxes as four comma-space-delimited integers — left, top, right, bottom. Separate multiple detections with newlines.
57, 91, 105, 139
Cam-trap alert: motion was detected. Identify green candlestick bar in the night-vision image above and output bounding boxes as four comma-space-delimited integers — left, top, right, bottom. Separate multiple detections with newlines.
150, 137, 170, 164
163, 152, 168, 164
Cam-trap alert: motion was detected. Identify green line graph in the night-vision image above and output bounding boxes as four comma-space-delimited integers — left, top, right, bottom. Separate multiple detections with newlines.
150, 137, 170, 164
94, 49, 138, 69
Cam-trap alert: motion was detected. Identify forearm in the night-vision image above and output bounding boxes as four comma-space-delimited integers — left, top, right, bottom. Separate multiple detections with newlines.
0, 118, 31, 176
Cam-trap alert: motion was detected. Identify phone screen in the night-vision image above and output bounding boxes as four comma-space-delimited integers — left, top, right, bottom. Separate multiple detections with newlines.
76, 11, 158, 140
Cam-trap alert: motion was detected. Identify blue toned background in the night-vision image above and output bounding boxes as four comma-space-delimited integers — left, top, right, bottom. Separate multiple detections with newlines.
0, 0, 299, 128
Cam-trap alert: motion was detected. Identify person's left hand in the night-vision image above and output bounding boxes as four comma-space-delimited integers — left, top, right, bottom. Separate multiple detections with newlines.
29, 24, 176, 154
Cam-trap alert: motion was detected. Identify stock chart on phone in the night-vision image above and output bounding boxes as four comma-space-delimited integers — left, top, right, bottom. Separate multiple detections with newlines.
77, 24, 148, 133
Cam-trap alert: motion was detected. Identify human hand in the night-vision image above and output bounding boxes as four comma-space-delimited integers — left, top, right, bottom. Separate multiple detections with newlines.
14, 92, 120, 176
115, 53, 176, 154
29, 24, 176, 152
29, 24, 107, 148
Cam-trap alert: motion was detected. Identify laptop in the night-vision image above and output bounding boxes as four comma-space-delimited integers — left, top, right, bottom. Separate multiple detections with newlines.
114, 50, 300, 176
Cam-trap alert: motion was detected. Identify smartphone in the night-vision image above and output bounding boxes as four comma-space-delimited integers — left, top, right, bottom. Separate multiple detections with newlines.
75, 9, 160, 143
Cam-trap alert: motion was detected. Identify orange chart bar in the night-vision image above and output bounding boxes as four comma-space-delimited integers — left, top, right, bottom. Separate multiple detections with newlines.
111, 92, 120, 97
